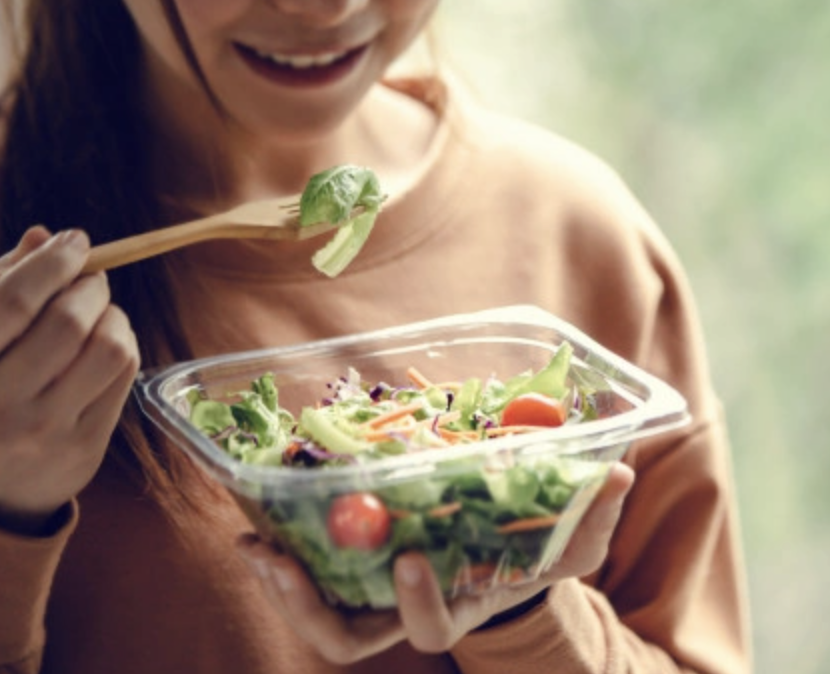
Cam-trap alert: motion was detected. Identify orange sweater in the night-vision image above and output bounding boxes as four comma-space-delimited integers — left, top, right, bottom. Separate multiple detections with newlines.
0, 77, 751, 673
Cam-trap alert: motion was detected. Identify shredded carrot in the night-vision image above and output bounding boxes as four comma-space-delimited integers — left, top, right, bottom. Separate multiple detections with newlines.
427, 502, 462, 518
406, 366, 434, 390
454, 563, 529, 590
423, 410, 461, 427
438, 427, 480, 442
357, 393, 555, 449
282, 441, 303, 462
361, 407, 464, 442
361, 401, 424, 429
364, 426, 453, 447
485, 424, 553, 437
363, 415, 417, 441
496, 513, 561, 534
396, 415, 419, 429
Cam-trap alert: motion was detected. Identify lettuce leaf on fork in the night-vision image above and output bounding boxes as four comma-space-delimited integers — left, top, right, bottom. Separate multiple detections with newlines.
299, 164, 387, 278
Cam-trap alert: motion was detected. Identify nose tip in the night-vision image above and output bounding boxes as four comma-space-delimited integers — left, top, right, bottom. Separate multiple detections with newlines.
265, 0, 369, 25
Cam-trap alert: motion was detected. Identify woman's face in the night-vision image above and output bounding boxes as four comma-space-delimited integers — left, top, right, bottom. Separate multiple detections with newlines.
121, 0, 439, 142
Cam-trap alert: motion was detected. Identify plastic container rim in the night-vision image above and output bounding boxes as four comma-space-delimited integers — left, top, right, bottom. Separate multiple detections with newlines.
134, 305, 691, 489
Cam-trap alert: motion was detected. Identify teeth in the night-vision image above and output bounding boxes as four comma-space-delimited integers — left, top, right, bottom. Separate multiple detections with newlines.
253, 48, 347, 69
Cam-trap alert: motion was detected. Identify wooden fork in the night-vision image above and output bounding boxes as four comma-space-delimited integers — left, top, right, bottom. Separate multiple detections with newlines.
82, 197, 363, 273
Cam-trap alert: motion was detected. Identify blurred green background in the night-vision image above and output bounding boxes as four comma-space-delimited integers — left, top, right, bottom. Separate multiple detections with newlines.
436, 2, 830, 673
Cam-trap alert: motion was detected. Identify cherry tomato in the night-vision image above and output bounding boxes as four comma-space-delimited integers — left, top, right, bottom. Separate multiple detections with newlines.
326, 492, 391, 551
501, 392, 566, 428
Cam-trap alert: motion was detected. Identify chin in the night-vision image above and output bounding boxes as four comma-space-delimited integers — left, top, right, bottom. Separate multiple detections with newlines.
240, 118, 342, 149
233, 96, 364, 146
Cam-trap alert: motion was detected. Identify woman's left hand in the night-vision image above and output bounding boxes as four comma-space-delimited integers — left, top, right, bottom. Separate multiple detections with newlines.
237, 461, 634, 665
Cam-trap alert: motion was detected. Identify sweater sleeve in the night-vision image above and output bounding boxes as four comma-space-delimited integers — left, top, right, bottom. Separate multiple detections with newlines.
449, 143, 752, 672
0, 502, 77, 674
451, 420, 750, 674
451, 579, 677, 672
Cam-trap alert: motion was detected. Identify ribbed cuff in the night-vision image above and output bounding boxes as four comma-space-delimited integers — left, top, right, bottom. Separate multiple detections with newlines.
451, 579, 610, 674
0, 501, 78, 661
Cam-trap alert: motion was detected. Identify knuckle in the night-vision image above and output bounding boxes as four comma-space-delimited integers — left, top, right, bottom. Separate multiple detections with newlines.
91, 309, 139, 371
0, 280, 40, 328
1, 408, 57, 448
94, 329, 137, 371
555, 534, 604, 580
86, 271, 111, 300
48, 298, 91, 343
318, 639, 361, 666
584, 545, 611, 577
46, 238, 86, 276
106, 303, 132, 332
411, 632, 455, 654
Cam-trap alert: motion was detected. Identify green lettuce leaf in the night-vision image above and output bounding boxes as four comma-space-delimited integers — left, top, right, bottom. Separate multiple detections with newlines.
298, 164, 387, 277
299, 164, 385, 226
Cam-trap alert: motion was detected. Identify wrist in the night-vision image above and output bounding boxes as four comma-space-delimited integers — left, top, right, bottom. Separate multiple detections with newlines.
474, 588, 550, 631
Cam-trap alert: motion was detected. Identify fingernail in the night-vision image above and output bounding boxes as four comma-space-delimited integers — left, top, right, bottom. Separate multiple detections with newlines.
247, 557, 269, 580
57, 229, 88, 251
397, 558, 422, 588
271, 566, 293, 592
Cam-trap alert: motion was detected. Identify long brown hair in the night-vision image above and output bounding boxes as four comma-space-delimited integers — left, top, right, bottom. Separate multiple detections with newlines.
0, 0, 208, 515
0, 0, 445, 516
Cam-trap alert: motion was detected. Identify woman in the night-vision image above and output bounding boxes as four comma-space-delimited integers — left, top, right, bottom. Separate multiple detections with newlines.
0, 1, 751, 672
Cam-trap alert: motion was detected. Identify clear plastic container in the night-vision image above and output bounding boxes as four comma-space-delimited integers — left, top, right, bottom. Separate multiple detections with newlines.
136, 305, 689, 609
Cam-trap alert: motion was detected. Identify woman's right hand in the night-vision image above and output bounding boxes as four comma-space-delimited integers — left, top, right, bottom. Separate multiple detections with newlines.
0, 226, 140, 535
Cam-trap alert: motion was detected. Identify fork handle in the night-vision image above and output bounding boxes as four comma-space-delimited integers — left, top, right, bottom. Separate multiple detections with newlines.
81, 215, 237, 273
82, 204, 352, 273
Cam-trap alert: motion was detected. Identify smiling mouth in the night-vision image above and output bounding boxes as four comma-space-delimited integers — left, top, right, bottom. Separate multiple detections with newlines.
234, 42, 368, 86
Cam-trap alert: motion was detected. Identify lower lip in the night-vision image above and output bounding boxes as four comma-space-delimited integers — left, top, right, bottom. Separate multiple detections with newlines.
235, 43, 367, 88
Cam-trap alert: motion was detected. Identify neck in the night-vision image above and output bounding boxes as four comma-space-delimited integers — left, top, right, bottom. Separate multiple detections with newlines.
139, 56, 439, 216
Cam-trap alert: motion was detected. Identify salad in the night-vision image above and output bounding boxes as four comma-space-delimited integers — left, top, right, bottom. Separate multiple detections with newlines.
298, 164, 386, 277
189, 342, 616, 608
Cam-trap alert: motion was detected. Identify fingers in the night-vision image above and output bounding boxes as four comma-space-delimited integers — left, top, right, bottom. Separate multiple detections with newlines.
237, 536, 405, 664
41, 301, 139, 414
394, 553, 458, 652
583, 461, 635, 534
72, 308, 140, 440
393, 553, 549, 651
0, 272, 113, 402
19, 225, 53, 252
554, 461, 635, 578
0, 229, 90, 353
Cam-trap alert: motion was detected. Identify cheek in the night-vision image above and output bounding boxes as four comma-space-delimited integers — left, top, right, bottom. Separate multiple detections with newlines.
121, 0, 185, 71
385, 0, 441, 22
175, 0, 248, 23
174, 0, 251, 42
380, 0, 440, 57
